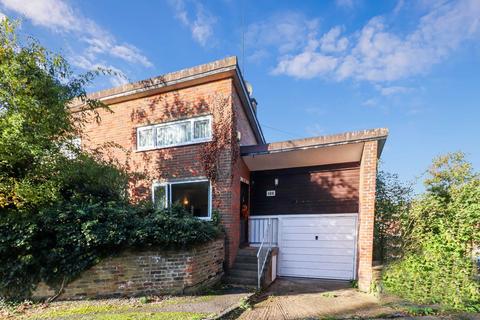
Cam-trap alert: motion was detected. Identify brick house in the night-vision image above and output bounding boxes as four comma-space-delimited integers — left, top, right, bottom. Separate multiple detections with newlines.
74, 56, 388, 292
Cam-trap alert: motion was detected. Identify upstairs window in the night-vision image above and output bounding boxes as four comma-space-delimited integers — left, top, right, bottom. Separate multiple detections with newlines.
152, 179, 211, 219
137, 115, 212, 151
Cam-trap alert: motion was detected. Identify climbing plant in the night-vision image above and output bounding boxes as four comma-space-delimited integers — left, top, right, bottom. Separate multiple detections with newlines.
199, 94, 239, 183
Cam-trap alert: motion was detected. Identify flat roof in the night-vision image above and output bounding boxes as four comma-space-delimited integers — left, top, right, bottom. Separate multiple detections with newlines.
241, 128, 388, 171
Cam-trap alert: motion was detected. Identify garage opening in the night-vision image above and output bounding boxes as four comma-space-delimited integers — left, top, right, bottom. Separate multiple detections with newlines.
278, 214, 357, 280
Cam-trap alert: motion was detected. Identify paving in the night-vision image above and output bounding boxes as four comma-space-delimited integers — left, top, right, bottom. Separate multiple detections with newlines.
236, 277, 480, 320
1, 285, 254, 319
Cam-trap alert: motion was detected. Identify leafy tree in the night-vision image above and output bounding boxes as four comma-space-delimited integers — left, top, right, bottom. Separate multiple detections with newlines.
383, 152, 480, 311
0, 18, 125, 299
374, 170, 413, 263
0, 18, 111, 210
0, 19, 221, 300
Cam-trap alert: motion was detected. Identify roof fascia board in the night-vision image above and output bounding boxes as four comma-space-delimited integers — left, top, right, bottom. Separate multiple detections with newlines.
232, 68, 265, 144
71, 65, 237, 111
241, 135, 388, 157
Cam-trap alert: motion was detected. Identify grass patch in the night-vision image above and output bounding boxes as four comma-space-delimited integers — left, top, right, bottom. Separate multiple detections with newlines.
29, 304, 209, 320
32, 304, 131, 318
89, 311, 209, 320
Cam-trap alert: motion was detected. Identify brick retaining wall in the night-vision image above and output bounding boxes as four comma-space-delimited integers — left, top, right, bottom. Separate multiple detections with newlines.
33, 238, 224, 300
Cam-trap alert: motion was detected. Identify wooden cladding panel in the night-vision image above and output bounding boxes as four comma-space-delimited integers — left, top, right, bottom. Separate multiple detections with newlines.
250, 162, 360, 215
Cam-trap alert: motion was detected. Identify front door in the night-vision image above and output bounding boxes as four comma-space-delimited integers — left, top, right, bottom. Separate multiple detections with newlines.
239, 181, 249, 247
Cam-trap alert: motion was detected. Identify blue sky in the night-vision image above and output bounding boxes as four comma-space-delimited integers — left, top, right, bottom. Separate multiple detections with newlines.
1, 0, 479, 192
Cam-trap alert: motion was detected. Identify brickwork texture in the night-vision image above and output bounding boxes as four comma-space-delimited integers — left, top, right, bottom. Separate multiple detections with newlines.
357, 140, 378, 292
33, 239, 224, 300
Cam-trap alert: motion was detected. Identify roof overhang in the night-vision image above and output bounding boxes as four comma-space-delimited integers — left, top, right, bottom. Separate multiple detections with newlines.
241, 128, 388, 171
70, 57, 265, 144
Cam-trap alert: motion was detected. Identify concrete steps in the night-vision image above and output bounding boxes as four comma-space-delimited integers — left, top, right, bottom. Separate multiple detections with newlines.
224, 247, 258, 287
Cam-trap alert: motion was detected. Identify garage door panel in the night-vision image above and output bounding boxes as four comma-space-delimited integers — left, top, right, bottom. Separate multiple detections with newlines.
284, 218, 356, 227
282, 226, 356, 234
278, 214, 357, 280
282, 239, 355, 249
282, 233, 355, 241
280, 260, 353, 271
281, 247, 355, 256
280, 253, 354, 263
279, 267, 352, 280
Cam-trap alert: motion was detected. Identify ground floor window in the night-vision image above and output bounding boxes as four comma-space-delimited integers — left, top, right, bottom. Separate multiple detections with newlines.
152, 179, 211, 219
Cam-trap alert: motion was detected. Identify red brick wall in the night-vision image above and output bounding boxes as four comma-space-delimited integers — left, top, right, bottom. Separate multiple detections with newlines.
357, 141, 378, 292
33, 239, 224, 300
79, 78, 255, 268
232, 85, 258, 146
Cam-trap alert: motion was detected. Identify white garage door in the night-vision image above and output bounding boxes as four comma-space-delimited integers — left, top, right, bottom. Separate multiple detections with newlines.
278, 214, 357, 280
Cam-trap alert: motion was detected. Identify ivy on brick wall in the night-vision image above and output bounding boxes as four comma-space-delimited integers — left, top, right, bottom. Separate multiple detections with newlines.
0, 20, 221, 301
382, 152, 480, 311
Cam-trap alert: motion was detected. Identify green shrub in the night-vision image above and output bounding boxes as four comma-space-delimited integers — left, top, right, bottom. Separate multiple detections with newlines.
0, 201, 221, 300
382, 153, 480, 311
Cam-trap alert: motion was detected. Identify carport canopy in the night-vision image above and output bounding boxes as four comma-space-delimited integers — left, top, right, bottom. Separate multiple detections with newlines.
241, 128, 388, 171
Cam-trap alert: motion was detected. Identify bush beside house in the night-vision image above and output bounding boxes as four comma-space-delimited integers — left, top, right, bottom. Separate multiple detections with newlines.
380, 153, 480, 311
0, 19, 222, 301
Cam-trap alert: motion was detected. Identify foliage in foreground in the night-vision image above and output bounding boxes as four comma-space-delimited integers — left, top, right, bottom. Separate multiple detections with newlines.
382, 152, 480, 311
374, 170, 413, 263
1, 197, 221, 300
0, 19, 221, 301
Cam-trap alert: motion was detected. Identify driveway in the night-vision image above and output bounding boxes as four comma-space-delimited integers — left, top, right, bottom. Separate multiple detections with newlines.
236, 278, 479, 320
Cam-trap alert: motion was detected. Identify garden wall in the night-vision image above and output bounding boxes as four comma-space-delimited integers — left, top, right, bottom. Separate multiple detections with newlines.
33, 238, 224, 300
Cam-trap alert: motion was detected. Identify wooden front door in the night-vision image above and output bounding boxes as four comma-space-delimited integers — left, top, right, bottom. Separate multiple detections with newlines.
239, 181, 250, 246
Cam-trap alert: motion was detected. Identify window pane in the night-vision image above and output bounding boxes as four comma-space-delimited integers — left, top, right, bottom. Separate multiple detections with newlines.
175, 122, 191, 144
153, 185, 167, 209
138, 127, 154, 148
171, 181, 209, 218
194, 119, 210, 140
156, 126, 167, 147
157, 122, 191, 147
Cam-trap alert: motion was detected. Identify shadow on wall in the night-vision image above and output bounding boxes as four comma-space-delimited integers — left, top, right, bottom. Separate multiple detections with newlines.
251, 163, 360, 215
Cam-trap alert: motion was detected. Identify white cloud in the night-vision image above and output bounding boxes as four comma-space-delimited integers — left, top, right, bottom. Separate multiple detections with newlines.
0, 0, 152, 70
273, 51, 337, 79
70, 55, 128, 87
335, 0, 357, 9
169, 0, 216, 47
319, 26, 349, 53
0, 0, 79, 31
378, 85, 413, 96
246, 12, 319, 60
272, 0, 480, 83
361, 98, 377, 107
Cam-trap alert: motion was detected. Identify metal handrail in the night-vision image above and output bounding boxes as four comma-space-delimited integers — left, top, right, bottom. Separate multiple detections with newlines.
256, 218, 273, 289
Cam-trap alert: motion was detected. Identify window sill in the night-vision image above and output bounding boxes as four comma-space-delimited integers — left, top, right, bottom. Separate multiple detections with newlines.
136, 138, 213, 152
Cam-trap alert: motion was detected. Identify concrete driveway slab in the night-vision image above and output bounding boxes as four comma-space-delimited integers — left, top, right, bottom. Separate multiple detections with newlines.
237, 277, 397, 320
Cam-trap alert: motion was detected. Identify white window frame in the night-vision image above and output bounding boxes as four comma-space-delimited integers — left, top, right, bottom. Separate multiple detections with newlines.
151, 178, 212, 220
137, 115, 212, 151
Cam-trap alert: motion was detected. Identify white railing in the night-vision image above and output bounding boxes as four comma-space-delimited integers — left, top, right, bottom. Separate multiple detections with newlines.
256, 218, 273, 289
249, 216, 278, 246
